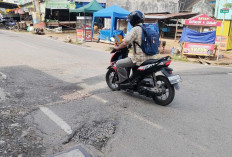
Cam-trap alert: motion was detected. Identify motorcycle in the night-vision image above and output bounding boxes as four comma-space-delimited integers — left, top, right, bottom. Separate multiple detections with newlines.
5, 21, 18, 30
106, 46, 182, 106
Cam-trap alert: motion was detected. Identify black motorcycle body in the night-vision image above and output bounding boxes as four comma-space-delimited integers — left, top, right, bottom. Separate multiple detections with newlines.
106, 47, 182, 106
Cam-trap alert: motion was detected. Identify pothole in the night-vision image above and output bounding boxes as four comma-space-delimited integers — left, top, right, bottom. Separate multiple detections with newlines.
64, 120, 119, 150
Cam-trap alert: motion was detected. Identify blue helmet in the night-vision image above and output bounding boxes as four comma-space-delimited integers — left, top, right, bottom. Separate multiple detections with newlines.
127, 11, 144, 27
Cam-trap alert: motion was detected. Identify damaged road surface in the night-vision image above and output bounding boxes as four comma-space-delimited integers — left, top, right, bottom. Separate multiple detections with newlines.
1, 30, 232, 157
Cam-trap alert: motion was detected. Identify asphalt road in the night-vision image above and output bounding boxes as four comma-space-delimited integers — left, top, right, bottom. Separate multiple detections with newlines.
1, 30, 232, 157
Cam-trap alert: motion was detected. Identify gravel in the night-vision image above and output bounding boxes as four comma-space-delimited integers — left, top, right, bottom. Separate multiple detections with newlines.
0, 66, 86, 156
0, 106, 45, 157
70, 119, 118, 150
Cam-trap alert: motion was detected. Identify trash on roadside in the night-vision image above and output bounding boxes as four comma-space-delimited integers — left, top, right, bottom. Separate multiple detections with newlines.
27, 26, 34, 32
54, 27, 62, 33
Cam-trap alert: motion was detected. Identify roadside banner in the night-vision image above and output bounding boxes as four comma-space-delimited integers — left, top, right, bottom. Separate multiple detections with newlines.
185, 14, 221, 27
215, 36, 228, 50
84, 29, 92, 41
183, 42, 215, 56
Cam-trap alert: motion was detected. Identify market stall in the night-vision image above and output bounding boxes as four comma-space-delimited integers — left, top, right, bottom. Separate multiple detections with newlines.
70, 0, 103, 42
180, 14, 221, 56
70, 0, 103, 14
76, 16, 93, 41
92, 5, 130, 41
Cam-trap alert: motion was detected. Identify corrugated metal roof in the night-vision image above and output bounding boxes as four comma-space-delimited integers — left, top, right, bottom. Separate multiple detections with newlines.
145, 12, 198, 20
179, 0, 215, 11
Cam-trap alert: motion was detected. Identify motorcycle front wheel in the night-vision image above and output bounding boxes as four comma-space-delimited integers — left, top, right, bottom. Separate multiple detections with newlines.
152, 75, 175, 106
106, 69, 120, 91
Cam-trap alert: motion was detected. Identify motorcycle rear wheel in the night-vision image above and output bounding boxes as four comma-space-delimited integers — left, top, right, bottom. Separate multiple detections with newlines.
152, 75, 175, 106
106, 69, 120, 91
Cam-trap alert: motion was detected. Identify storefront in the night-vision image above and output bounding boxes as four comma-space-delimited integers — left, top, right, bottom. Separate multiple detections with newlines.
180, 14, 221, 56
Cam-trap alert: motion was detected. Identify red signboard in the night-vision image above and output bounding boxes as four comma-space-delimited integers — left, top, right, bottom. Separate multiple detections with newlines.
185, 14, 221, 27
76, 29, 83, 40
183, 42, 215, 56
84, 29, 92, 41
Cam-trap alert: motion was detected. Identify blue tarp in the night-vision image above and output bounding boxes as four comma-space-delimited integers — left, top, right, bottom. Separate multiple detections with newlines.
92, 5, 130, 40
180, 27, 216, 44
98, 30, 125, 41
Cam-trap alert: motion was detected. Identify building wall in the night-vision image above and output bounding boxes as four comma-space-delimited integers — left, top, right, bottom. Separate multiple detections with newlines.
19, 0, 32, 5
106, 0, 179, 13
192, 0, 214, 16
3, 0, 19, 4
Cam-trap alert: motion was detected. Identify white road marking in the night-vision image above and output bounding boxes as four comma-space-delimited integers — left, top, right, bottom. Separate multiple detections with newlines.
91, 95, 108, 103
125, 111, 163, 130
228, 73, 232, 75
125, 110, 208, 151
40, 107, 72, 135
55, 149, 85, 157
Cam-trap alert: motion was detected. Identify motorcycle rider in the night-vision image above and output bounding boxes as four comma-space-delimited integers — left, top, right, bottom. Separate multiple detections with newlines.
114, 11, 155, 84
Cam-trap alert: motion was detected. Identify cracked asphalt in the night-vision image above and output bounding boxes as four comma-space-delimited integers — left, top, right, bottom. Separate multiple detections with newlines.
1, 30, 232, 157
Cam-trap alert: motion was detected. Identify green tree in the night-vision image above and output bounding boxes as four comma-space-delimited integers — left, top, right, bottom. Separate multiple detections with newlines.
224, 3, 232, 8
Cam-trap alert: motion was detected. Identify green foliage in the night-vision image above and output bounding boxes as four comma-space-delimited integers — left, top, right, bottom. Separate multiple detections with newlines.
224, 3, 232, 8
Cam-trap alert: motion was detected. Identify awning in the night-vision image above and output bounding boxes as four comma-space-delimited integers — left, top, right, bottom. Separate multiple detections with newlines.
70, 0, 103, 13
0, 1, 18, 9
145, 12, 199, 20
92, 5, 130, 39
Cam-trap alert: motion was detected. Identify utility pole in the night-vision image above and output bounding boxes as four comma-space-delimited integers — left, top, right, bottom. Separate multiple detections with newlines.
33, 0, 41, 22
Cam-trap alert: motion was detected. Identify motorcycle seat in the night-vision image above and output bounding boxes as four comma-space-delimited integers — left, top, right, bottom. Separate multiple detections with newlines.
141, 59, 159, 66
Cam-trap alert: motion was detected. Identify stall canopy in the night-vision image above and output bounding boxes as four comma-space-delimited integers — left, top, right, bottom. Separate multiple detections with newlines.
92, 5, 130, 38
70, 0, 103, 13
0, 1, 18, 9
180, 27, 216, 44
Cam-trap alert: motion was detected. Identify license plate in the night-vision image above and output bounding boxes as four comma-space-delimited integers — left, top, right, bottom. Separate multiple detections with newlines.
168, 75, 182, 84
